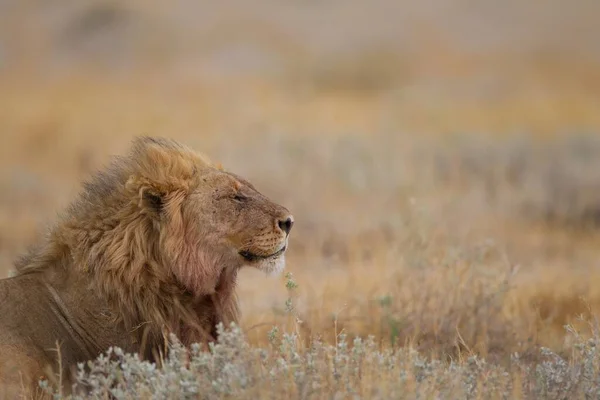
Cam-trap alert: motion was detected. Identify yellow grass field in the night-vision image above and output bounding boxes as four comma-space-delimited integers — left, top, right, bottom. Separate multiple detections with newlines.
3, 1, 600, 397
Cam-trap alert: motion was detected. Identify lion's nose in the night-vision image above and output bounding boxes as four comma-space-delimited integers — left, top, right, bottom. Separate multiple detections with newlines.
278, 216, 294, 235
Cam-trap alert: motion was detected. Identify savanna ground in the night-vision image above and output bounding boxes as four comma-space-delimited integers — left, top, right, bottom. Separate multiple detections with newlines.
3, 1, 600, 398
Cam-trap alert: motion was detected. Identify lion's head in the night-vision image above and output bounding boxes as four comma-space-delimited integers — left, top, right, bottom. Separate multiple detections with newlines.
16, 136, 294, 346
127, 137, 294, 295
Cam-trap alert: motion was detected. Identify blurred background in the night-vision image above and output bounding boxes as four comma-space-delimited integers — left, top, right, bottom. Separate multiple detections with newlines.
2, 0, 600, 362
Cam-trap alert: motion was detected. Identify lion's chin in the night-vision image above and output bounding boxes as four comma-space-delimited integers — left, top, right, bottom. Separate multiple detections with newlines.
247, 254, 286, 276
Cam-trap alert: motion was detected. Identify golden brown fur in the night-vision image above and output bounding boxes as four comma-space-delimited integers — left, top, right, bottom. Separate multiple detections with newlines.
0, 137, 293, 398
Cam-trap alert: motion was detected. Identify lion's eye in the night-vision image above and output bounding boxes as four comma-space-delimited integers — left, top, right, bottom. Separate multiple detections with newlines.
232, 194, 247, 202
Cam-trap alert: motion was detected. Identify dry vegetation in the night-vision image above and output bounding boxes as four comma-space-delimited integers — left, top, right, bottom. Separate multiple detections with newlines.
2, 0, 600, 398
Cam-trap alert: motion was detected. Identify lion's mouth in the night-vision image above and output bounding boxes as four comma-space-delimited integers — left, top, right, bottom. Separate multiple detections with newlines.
239, 246, 286, 262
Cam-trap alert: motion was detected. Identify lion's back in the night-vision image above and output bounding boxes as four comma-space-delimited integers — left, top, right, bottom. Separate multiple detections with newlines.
0, 275, 63, 398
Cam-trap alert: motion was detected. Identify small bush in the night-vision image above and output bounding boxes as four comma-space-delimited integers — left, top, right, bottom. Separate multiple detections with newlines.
39, 320, 600, 399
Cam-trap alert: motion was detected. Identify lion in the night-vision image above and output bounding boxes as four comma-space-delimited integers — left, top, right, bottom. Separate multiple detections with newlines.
0, 137, 294, 398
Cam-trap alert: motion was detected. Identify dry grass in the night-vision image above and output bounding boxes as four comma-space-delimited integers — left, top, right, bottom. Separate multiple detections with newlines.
3, 0, 600, 397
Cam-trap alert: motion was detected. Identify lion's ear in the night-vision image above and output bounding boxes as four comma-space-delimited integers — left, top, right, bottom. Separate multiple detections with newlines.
141, 187, 164, 214
127, 176, 165, 216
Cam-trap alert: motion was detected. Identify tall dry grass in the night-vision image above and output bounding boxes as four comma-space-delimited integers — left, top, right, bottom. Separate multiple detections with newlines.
3, 76, 600, 362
